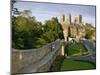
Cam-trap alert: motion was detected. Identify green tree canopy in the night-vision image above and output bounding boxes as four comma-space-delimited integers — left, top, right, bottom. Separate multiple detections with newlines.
84, 23, 96, 39
42, 17, 64, 43
12, 14, 64, 49
12, 15, 43, 49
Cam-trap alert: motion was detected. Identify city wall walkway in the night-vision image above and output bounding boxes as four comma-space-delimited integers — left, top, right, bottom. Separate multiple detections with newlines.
67, 39, 96, 64
12, 39, 63, 74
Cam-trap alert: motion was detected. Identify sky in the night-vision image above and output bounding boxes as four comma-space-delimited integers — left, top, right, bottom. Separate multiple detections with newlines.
14, 1, 96, 26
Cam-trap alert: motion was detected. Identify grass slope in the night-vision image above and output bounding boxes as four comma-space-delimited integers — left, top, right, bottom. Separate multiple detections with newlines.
61, 59, 95, 71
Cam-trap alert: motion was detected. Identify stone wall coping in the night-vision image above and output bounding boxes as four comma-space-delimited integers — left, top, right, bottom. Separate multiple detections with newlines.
12, 39, 60, 52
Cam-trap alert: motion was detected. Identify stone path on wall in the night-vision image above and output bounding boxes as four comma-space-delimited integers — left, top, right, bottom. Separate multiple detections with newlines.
66, 39, 96, 64
18, 40, 62, 73
68, 54, 96, 64
83, 40, 96, 54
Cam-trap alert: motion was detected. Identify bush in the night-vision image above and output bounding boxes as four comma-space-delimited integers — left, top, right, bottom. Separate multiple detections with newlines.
32, 38, 47, 48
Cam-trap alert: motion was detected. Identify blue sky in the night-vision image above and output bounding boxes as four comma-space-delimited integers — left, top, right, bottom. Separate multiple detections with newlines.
14, 1, 96, 26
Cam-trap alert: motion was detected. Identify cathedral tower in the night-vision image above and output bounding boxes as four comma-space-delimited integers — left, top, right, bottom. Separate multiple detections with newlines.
66, 14, 71, 24
74, 15, 82, 24
60, 14, 70, 41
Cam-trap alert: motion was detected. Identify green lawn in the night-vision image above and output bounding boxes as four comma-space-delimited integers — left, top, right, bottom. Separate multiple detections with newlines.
65, 43, 88, 56
61, 59, 95, 71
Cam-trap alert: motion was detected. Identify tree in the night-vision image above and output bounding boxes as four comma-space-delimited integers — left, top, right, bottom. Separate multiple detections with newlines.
12, 15, 64, 49
84, 23, 95, 39
85, 29, 95, 39
20, 10, 32, 17
42, 17, 64, 43
11, 0, 20, 15
12, 15, 43, 49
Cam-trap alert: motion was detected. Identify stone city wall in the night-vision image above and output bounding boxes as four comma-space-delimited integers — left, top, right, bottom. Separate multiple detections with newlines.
12, 39, 62, 73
